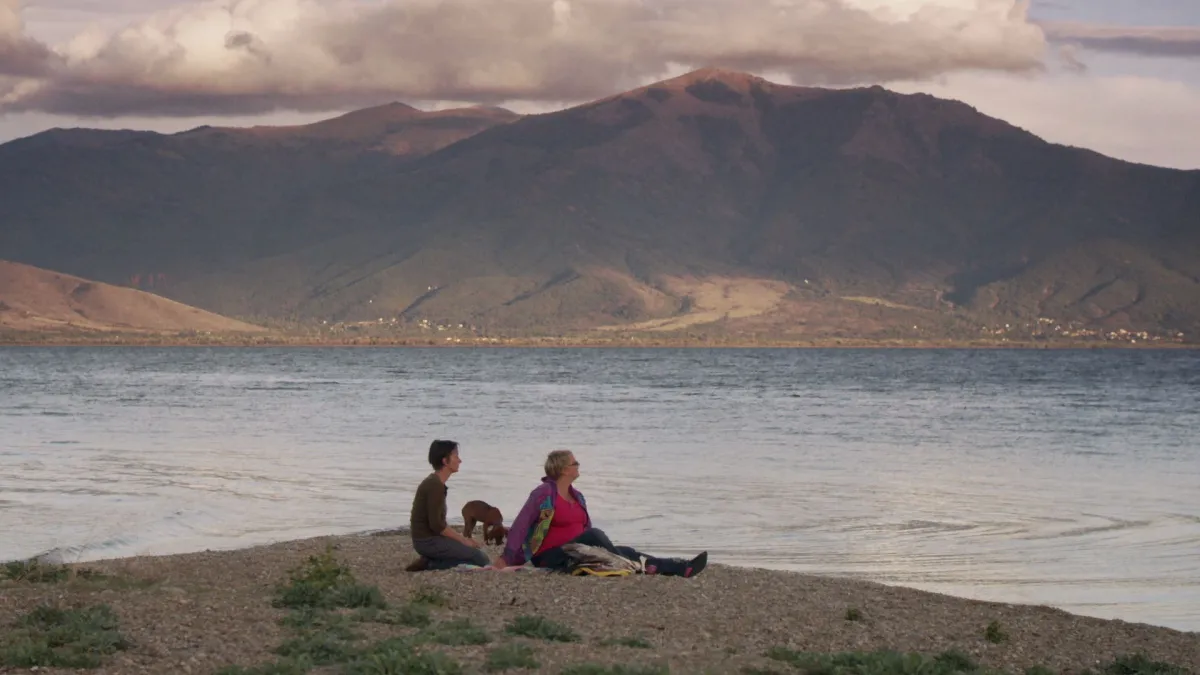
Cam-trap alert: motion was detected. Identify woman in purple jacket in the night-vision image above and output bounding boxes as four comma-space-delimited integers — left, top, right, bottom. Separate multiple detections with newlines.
493, 449, 707, 577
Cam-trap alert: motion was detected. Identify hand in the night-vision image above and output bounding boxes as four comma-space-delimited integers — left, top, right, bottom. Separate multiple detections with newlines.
466, 537, 482, 549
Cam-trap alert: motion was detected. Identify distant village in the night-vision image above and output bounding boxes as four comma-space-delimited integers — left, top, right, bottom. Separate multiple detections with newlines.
313, 314, 1191, 346
981, 317, 1187, 345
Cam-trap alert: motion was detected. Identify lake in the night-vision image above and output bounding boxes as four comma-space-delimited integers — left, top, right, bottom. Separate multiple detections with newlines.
1, 346, 1197, 631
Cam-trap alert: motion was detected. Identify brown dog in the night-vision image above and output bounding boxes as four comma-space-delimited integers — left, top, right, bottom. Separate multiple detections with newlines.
462, 500, 508, 546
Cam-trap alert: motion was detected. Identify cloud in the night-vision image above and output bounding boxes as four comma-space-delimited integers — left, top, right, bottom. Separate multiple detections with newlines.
1, 0, 55, 76
1043, 21, 1200, 59
1, 0, 1046, 117
1056, 43, 1086, 73
886, 70, 1200, 169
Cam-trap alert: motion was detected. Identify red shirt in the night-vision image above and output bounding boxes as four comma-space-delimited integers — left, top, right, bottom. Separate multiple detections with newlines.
536, 493, 588, 554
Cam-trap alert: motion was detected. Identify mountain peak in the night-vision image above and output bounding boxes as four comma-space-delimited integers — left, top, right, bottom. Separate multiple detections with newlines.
665, 67, 769, 88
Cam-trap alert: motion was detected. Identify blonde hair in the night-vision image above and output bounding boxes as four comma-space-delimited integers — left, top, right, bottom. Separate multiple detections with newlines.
544, 449, 575, 479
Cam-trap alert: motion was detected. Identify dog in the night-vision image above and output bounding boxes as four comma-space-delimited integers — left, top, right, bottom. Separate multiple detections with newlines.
462, 500, 508, 546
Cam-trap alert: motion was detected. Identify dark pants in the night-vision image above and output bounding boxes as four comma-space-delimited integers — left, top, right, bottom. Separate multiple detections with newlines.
412, 536, 490, 570
531, 527, 662, 572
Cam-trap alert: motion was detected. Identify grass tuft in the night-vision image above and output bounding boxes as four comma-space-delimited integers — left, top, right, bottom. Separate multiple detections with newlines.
984, 620, 1009, 644
214, 657, 314, 675
560, 664, 669, 675
278, 609, 359, 640
766, 648, 979, 675
411, 587, 450, 607
1103, 653, 1191, 675
844, 608, 863, 622
505, 615, 580, 643
0, 603, 129, 669
420, 618, 491, 646
1, 559, 109, 584
273, 546, 386, 610
273, 631, 357, 666
347, 639, 461, 675
485, 643, 539, 672
354, 603, 432, 628
599, 636, 653, 649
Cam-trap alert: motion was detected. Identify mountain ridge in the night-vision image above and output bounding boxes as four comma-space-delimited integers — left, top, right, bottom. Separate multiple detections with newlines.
2, 68, 1197, 341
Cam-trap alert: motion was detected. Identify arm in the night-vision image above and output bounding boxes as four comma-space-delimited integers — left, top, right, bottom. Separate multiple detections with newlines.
427, 484, 480, 548
440, 525, 480, 548
501, 484, 549, 566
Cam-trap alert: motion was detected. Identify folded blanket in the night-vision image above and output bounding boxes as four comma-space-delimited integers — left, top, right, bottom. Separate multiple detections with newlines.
561, 543, 646, 576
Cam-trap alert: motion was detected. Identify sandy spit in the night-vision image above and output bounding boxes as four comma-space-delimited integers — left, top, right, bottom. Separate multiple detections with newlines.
1, 529, 1196, 675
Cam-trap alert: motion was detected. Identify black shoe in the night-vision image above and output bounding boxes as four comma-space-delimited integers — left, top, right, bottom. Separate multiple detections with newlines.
405, 556, 429, 572
645, 552, 707, 577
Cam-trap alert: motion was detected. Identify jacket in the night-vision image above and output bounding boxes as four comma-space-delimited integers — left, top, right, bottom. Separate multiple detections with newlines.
502, 476, 591, 566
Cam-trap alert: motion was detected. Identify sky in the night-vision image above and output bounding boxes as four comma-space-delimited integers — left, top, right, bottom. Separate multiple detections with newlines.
2, 0, 1198, 169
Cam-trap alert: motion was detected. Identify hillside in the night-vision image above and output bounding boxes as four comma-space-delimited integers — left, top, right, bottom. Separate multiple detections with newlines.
0, 260, 265, 336
0, 104, 518, 284
1, 69, 1197, 341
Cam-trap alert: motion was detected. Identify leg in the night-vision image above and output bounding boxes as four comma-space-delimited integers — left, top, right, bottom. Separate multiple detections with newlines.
569, 528, 708, 578
530, 528, 645, 572
413, 536, 490, 570
574, 528, 647, 561
462, 515, 476, 539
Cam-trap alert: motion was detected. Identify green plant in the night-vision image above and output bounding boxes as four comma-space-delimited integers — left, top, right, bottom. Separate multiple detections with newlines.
273, 547, 386, 610
420, 618, 490, 646
0, 604, 128, 669
599, 636, 652, 649
274, 631, 357, 666
0, 559, 102, 583
845, 608, 863, 622
485, 643, 539, 671
214, 657, 314, 675
984, 621, 1009, 644
279, 610, 359, 640
346, 640, 461, 675
505, 615, 580, 643
559, 664, 669, 675
411, 587, 450, 607
766, 648, 980, 675
1103, 653, 1190, 675
333, 584, 388, 609
354, 604, 432, 628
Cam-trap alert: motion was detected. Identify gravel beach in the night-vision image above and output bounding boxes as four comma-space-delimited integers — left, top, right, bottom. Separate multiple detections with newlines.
2, 529, 1196, 675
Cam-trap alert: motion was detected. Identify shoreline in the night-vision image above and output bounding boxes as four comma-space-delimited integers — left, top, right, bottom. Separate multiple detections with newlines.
2, 335, 1197, 349
45, 526, 1200, 633
4, 529, 1197, 674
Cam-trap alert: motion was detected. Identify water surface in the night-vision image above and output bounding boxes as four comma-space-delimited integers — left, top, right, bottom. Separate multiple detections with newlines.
1, 347, 1197, 631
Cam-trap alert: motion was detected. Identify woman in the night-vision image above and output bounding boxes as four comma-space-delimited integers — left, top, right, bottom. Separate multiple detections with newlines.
495, 449, 707, 577
407, 439, 493, 571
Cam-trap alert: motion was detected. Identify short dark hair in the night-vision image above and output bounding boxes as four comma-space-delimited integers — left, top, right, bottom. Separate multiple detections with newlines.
428, 440, 458, 470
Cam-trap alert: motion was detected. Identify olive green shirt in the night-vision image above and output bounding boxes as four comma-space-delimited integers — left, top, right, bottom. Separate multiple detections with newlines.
410, 472, 448, 540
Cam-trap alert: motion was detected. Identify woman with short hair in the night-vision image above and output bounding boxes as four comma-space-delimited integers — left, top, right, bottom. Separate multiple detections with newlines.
494, 449, 707, 577
407, 439, 493, 571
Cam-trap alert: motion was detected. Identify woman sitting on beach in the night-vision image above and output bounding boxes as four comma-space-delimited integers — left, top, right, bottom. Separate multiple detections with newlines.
407, 440, 493, 571
493, 449, 707, 577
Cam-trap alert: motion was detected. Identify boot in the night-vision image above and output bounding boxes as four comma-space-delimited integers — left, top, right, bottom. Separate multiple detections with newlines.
645, 552, 707, 578
405, 556, 430, 572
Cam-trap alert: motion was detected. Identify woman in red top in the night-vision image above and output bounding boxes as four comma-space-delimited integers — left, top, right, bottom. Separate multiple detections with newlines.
496, 450, 707, 577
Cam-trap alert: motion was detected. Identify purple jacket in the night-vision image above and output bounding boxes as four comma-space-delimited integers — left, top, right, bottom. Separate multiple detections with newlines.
502, 477, 591, 566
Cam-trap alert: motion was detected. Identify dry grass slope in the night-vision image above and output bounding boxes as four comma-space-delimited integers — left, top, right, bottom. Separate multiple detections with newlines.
0, 260, 266, 334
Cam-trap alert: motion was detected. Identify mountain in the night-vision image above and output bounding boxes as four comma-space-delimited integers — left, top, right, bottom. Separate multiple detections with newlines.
0, 103, 517, 283
1, 68, 1197, 340
0, 260, 265, 335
